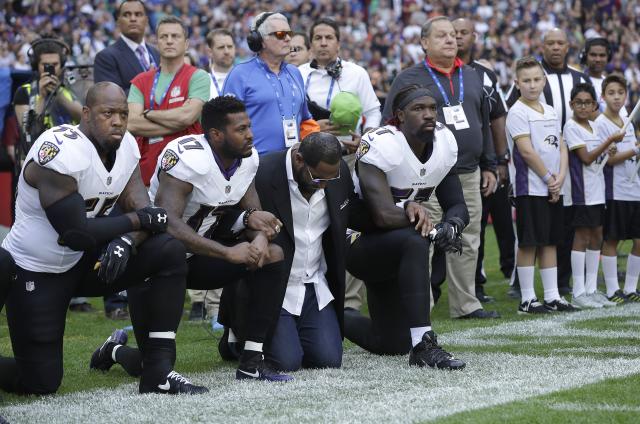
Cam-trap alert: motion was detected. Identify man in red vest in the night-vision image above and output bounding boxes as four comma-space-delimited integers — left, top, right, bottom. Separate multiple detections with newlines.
127, 16, 210, 185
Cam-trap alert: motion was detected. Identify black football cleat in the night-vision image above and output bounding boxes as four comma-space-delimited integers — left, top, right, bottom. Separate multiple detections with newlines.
90, 329, 128, 371
409, 331, 466, 370
139, 370, 209, 395
236, 352, 293, 382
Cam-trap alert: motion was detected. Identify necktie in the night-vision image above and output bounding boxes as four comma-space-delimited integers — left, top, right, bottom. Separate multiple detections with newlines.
136, 45, 150, 71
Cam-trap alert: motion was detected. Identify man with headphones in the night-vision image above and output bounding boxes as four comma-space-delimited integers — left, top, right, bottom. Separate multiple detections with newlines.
223, 12, 318, 154
14, 37, 83, 156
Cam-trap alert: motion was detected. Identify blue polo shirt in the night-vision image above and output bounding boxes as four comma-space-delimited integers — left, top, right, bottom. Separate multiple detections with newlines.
223, 56, 311, 154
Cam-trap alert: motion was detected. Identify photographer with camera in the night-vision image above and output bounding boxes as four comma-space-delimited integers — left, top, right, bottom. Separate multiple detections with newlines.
13, 37, 82, 163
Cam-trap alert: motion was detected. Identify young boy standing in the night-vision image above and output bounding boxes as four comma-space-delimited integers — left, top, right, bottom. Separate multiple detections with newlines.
595, 74, 640, 303
564, 83, 622, 308
506, 56, 577, 314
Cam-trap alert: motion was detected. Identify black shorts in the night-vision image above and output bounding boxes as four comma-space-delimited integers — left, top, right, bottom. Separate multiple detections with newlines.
515, 196, 564, 247
571, 204, 605, 228
604, 200, 640, 241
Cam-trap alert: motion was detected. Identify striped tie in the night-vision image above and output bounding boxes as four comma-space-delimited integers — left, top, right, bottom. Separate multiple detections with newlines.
136, 45, 150, 71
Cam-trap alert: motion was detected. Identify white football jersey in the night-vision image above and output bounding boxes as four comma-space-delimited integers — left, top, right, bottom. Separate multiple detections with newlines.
506, 100, 562, 197
2, 125, 140, 273
353, 124, 458, 206
594, 114, 640, 201
562, 119, 606, 206
148, 134, 259, 251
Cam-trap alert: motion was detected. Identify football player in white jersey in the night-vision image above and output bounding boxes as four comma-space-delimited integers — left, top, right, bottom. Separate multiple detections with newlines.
344, 85, 468, 370
506, 57, 578, 314
595, 74, 640, 303
97, 96, 293, 382
564, 83, 622, 309
0, 82, 207, 395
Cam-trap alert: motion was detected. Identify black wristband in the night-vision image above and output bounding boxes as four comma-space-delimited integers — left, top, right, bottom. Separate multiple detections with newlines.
243, 208, 257, 228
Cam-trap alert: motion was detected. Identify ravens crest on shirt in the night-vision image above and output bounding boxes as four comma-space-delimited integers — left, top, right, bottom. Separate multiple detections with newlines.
160, 149, 179, 172
38, 141, 60, 165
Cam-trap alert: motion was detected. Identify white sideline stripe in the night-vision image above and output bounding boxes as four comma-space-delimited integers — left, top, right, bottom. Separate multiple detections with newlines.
548, 402, 640, 412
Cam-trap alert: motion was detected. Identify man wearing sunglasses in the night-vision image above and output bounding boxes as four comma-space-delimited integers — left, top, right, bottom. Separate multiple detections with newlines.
223, 12, 317, 155
251, 132, 373, 372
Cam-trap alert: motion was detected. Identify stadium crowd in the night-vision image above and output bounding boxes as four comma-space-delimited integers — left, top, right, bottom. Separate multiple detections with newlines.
0, 0, 640, 398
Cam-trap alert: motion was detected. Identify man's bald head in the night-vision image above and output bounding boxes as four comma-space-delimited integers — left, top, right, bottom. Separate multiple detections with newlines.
85, 82, 127, 108
542, 28, 569, 69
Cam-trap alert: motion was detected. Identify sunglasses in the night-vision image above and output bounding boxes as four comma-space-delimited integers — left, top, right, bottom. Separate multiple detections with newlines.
307, 164, 340, 185
268, 30, 294, 40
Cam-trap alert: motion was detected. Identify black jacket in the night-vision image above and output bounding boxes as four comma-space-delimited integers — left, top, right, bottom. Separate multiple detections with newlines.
255, 150, 373, 335
93, 38, 160, 94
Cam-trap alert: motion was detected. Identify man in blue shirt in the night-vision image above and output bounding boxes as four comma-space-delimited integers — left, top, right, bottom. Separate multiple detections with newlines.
223, 12, 313, 154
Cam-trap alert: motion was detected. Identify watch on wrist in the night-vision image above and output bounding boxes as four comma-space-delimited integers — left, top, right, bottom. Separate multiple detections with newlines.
497, 151, 510, 165
143, 109, 151, 119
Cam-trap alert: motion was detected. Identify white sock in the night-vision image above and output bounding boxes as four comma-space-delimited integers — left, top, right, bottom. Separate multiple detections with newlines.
585, 249, 600, 294
623, 254, 640, 294
244, 341, 263, 353
571, 251, 586, 298
517, 266, 536, 302
111, 344, 122, 362
601, 255, 620, 297
410, 326, 432, 347
228, 328, 238, 343
540, 267, 560, 302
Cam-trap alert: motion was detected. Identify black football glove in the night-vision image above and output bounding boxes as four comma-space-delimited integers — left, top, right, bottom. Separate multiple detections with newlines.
430, 218, 464, 255
136, 206, 169, 234
97, 235, 134, 284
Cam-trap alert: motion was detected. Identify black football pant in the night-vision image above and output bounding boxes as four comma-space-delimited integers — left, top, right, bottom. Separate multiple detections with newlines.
556, 207, 574, 291
345, 228, 431, 355
476, 183, 516, 285
0, 247, 15, 313
0, 233, 186, 395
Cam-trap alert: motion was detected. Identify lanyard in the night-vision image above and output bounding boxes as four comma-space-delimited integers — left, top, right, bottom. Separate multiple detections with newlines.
257, 57, 298, 119
305, 72, 336, 109
149, 67, 181, 110
210, 72, 222, 96
424, 61, 464, 106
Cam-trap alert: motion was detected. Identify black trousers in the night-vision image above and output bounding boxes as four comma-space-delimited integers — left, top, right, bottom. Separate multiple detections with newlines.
556, 206, 574, 290
345, 227, 431, 355
0, 233, 186, 395
476, 183, 516, 285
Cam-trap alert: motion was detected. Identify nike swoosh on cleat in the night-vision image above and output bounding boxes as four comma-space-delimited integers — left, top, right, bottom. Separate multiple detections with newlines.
237, 369, 260, 378
158, 381, 170, 390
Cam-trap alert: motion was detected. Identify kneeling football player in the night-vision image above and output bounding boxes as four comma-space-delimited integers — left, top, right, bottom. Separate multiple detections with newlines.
345, 85, 468, 369
0, 82, 206, 395
91, 96, 292, 382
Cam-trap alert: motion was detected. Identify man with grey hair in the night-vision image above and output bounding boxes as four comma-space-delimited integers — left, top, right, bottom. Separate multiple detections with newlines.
223, 12, 316, 154
382, 16, 499, 320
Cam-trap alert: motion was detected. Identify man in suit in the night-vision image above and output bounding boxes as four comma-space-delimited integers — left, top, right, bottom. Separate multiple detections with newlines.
94, 0, 159, 93
252, 132, 372, 371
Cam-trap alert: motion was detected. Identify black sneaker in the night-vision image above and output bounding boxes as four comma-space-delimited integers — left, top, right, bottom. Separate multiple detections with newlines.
408, 331, 465, 370
90, 329, 128, 371
607, 290, 630, 304
236, 352, 294, 382
475, 286, 495, 303
518, 298, 549, 314
140, 370, 209, 395
543, 297, 580, 312
507, 286, 521, 299
188, 302, 205, 321
624, 291, 640, 302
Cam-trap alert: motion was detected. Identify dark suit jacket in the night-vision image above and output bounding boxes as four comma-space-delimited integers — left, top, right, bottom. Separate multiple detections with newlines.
93, 38, 160, 93
255, 150, 373, 335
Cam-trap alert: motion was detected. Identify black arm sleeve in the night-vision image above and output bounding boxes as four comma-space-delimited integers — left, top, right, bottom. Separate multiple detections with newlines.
435, 171, 470, 229
45, 192, 134, 251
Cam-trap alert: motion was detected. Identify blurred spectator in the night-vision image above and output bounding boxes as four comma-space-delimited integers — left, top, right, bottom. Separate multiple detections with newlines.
286, 32, 311, 67
205, 28, 236, 99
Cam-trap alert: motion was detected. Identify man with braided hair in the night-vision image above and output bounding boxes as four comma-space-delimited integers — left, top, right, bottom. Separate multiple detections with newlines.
344, 85, 468, 369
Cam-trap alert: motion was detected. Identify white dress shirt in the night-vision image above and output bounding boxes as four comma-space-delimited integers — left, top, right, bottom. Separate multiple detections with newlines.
209, 68, 229, 99
299, 59, 381, 131
120, 34, 153, 68
282, 148, 334, 315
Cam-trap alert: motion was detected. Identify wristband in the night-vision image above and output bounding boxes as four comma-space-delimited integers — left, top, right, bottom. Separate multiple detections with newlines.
120, 234, 137, 255
542, 171, 552, 184
243, 208, 257, 228
142, 109, 151, 119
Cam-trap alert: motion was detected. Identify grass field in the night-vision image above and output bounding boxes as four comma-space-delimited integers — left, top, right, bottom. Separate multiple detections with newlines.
1, 227, 639, 423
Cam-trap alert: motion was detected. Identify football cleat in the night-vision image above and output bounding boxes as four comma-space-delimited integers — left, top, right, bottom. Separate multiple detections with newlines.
624, 291, 640, 302
518, 298, 549, 314
607, 290, 630, 304
588, 291, 617, 307
139, 370, 209, 395
571, 294, 603, 309
409, 331, 465, 370
236, 353, 294, 382
90, 329, 128, 371
544, 297, 580, 312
